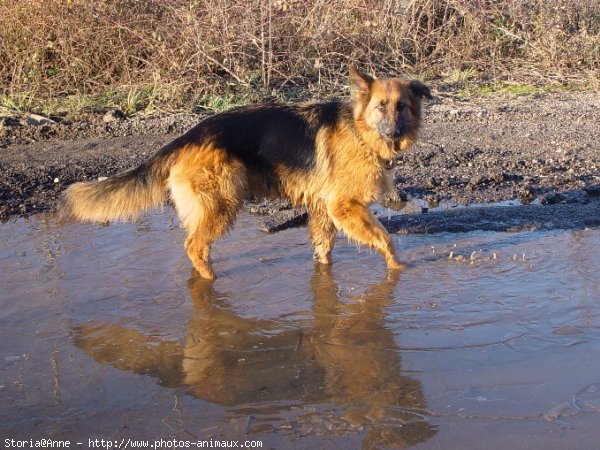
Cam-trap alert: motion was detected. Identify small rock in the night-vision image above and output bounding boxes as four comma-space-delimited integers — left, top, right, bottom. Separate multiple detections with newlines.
519, 186, 536, 202
470, 175, 487, 186
25, 113, 55, 126
258, 208, 308, 233
248, 424, 274, 434
584, 185, 600, 197
492, 172, 507, 183
0, 116, 22, 128
102, 109, 126, 123
381, 190, 407, 208
539, 192, 565, 205
427, 177, 440, 188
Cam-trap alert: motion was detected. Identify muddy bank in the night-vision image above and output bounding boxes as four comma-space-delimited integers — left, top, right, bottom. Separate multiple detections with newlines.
257, 199, 600, 234
385, 200, 600, 234
1, 91, 599, 229
395, 91, 600, 207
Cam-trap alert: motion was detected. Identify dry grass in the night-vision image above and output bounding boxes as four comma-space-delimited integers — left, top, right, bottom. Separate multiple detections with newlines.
1, 0, 599, 114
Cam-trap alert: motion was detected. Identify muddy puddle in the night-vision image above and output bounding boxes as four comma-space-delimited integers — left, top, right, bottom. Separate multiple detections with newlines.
2, 209, 600, 449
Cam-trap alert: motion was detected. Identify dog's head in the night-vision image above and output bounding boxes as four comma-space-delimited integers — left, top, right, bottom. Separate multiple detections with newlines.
349, 66, 432, 149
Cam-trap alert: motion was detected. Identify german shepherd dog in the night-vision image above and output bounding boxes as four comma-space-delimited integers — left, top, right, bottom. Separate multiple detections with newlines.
62, 67, 432, 279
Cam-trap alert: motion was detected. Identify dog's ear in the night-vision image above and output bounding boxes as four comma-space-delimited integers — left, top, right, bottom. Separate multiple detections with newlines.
410, 80, 433, 100
349, 66, 373, 97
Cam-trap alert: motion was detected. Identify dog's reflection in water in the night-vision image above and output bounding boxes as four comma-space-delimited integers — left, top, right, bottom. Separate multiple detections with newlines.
74, 267, 436, 447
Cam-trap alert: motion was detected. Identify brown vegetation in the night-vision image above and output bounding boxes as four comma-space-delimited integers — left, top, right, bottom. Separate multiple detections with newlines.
1, 0, 599, 114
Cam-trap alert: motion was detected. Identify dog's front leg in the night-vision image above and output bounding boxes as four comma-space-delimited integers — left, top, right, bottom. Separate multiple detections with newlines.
327, 199, 407, 270
308, 203, 337, 264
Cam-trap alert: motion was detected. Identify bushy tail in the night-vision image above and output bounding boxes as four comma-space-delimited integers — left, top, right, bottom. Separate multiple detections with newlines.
61, 146, 178, 222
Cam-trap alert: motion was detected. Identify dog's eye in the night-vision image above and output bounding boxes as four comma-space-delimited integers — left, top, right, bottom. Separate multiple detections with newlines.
397, 102, 408, 111
377, 104, 386, 113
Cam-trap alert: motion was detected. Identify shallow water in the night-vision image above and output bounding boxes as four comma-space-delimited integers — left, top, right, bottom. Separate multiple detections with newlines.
2, 209, 600, 449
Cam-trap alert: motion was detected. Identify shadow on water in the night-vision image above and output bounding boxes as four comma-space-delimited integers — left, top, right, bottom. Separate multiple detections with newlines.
73, 266, 437, 447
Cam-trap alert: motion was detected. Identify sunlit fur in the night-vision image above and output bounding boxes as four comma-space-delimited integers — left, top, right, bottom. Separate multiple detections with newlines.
62, 66, 432, 279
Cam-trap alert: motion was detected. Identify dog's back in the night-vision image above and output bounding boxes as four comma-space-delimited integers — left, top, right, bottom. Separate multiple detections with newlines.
186, 102, 347, 171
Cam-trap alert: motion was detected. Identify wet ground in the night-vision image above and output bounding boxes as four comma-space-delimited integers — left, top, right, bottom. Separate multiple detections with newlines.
2, 91, 600, 220
2, 209, 600, 449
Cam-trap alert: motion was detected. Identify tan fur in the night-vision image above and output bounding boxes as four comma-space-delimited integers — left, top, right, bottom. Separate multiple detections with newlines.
62, 141, 180, 222
168, 146, 247, 279
61, 66, 431, 279
62, 170, 166, 223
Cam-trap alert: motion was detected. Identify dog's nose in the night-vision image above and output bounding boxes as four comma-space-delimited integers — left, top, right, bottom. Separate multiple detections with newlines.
383, 128, 397, 138
379, 123, 404, 139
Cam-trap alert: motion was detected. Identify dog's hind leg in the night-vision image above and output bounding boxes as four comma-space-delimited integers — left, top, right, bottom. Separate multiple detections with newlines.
327, 199, 407, 271
182, 198, 239, 280
184, 232, 217, 280
169, 150, 246, 279
308, 203, 337, 264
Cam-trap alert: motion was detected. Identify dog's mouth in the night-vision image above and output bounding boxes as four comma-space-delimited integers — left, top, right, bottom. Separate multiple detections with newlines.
385, 134, 403, 143
382, 132, 408, 147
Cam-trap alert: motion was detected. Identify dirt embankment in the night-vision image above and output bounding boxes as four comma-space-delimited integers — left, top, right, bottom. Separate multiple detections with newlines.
1, 91, 599, 232
393, 91, 600, 207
